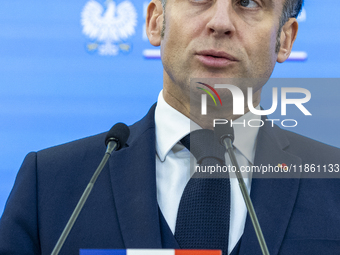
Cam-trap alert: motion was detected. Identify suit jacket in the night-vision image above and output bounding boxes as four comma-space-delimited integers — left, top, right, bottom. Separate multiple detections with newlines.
1, 104, 340, 255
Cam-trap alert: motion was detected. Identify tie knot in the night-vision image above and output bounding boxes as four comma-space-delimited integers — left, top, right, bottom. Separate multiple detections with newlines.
181, 129, 225, 166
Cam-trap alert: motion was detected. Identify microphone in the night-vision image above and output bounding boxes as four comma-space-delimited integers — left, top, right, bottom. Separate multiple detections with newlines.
214, 122, 270, 255
105, 122, 131, 152
51, 123, 130, 255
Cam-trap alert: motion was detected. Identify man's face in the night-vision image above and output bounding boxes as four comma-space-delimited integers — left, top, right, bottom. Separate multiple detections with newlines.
160, 0, 287, 97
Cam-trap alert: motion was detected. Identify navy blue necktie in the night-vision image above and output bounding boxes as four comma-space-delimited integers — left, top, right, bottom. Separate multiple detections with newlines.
175, 129, 230, 255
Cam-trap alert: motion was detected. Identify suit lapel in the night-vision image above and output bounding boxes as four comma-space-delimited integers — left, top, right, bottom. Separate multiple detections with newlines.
108, 104, 163, 248
239, 122, 302, 255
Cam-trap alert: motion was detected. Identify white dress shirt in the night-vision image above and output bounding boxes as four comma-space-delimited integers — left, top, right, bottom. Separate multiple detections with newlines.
155, 90, 260, 254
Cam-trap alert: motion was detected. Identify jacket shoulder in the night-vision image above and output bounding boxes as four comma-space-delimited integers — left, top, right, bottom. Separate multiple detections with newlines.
280, 128, 340, 163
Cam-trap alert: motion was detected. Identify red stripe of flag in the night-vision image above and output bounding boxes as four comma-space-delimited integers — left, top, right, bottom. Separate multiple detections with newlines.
175, 250, 222, 255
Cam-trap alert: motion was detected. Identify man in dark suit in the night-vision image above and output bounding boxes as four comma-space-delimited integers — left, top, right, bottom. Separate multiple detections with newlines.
1, 0, 340, 254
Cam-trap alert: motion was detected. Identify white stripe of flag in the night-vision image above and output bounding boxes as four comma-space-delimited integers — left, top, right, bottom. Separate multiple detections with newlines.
80, 249, 222, 255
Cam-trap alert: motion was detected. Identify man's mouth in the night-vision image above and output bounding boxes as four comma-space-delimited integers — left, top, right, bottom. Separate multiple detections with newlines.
197, 50, 238, 60
196, 50, 238, 67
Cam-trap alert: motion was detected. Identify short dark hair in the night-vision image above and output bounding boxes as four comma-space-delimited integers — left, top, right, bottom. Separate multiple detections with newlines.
276, 0, 304, 52
280, 0, 304, 28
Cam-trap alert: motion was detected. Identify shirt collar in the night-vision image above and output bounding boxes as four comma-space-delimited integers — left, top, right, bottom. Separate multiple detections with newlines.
155, 90, 260, 164
232, 110, 261, 164
155, 90, 198, 162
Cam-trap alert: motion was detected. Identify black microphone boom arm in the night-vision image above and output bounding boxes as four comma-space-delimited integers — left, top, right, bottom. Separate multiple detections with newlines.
222, 137, 270, 255
51, 123, 130, 255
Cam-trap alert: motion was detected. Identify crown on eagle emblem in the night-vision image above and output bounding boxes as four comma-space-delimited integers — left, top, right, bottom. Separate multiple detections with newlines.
81, 0, 137, 56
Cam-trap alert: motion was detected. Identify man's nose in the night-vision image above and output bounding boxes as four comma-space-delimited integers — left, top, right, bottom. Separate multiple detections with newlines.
206, 0, 236, 37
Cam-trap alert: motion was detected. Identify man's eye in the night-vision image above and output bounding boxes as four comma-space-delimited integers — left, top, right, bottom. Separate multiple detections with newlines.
239, 0, 259, 8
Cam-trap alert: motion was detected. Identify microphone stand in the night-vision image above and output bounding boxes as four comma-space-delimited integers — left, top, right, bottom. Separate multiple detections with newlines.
222, 138, 270, 255
50, 141, 118, 255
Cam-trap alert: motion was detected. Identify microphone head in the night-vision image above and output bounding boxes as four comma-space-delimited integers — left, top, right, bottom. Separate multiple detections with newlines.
214, 120, 235, 144
105, 122, 130, 150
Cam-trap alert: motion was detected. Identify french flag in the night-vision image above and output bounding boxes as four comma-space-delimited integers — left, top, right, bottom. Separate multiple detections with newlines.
80, 249, 222, 255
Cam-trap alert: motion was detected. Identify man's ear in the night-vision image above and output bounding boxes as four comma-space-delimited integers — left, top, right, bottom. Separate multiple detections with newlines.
277, 18, 298, 63
146, 0, 164, 46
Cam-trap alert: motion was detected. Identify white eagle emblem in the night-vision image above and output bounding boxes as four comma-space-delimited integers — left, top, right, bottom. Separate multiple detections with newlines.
81, 0, 137, 56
